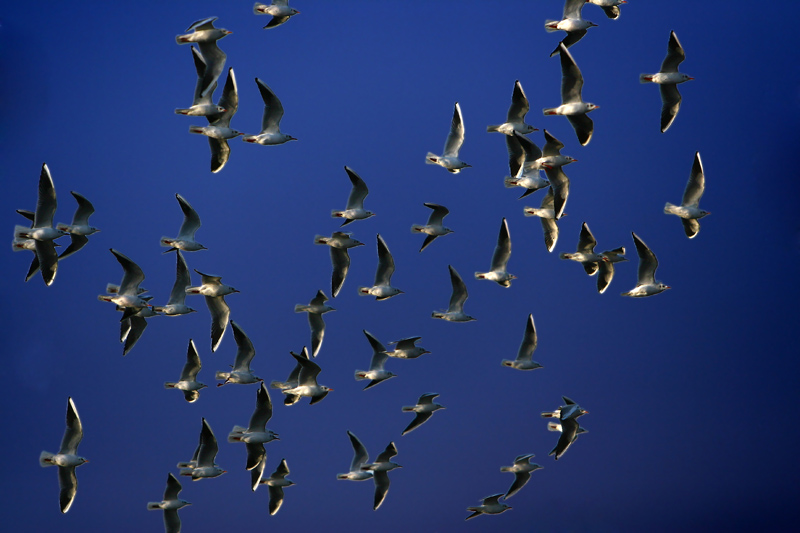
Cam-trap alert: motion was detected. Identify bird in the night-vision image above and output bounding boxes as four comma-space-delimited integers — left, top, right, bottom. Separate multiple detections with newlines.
547, 420, 589, 458
596, 246, 628, 294
475, 218, 516, 287
215, 320, 262, 386
182, 418, 226, 480
174, 45, 226, 117
640, 31, 694, 133
313, 231, 364, 298
410, 203, 454, 252
358, 234, 403, 299
12, 209, 50, 282
254, 1, 300, 29
432, 265, 476, 322
503, 132, 550, 199
545, 0, 597, 56
541, 396, 589, 422
386, 336, 430, 359
242, 78, 296, 145
97, 249, 150, 318
500, 454, 543, 499
269, 347, 309, 403
294, 290, 335, 357
164, 339, 207, 403
401, 393, 445, 435
147, 473, 191, 533
119, 299, 158, 356
586, 0, 627, 19
153, 251, 196, 316
280, 350, 333, 405
189, 67, 243, 173
13, 163, 68, 285
536, 128, 577, 170
360, 442, 401, 511
621, 232, 671, 297
524, 187, 563, 252
175, 17, 230, 99
55, 191, 99, 260
538, 130, 572, 220
337, 430, 374, 482
559, 222, 609, 276
40, 397, 88, 513
228, 383, 279, 471
160, 194, 206, 253
257, 459, 295, 515
502, 314, 543, 371
543, 43, 598, 146
487, 80, 538, 135
355, 330, 397, 390
664, 151, 709, 238
331, 166, 375, 226
465, 494, 512, 520
185, 269, 239, 352
426, 102, 470, 173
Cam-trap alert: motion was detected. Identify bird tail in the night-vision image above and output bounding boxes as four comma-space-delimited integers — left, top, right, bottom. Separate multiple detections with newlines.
178, 467, 194, 476
39, 451, 55, 467
294, 304, 310, 313
425, 152, 438, 164
164, 382, 177, 389
354, 370, 368, 381
401, 406, 415, 412
159, 237, 176, 248
410, 225, 425, 233
13, 225, 31, 239
639, 74, 654, 83
474, 272, 486, 280
147, 502, 163, 510
11, 239, 29, 252
540, 410, 560, 418
542, 107, 558, 115
663, 202, 679, 214
486, 125, 501, 133
227, 426, 247, 442
504, 176, 519, 188
270, 380, 288, 389
55, 223, 72, 233
97, 294, 114, 302
188, 125, 205, 135
544, 20, 559, 32
431, 311, 445, 319
313, 235, 329, 245
548, 422, 563, 432
357, 287, 371, 296
215, 371, 230, 381
105, 283, 120, 294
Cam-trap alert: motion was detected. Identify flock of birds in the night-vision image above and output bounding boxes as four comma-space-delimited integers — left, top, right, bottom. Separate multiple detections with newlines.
19, 1, 715, 530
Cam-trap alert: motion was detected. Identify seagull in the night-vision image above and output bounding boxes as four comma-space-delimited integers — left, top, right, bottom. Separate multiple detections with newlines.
13, 163, 68, 286
174, 45, 226, 116
411, 203, 454, 252
475, 218, 516, 287
524, 187, 563, 252
154, 251, 196, 316
355, 330, 397, 390
228, 383, 279, 472
189, 67, 243, 173
538, 130, 572, 219
294, 290, 335, 357
465, 494, 512, 520
547, 420, 589, 459
40, 397, 88, 513
55, 191, 99, 260
386, 336, 430, 359
586, 0, 627, 19
501, 454, 543, 499
545, 0, 597, 56
119, 299, 158, 356
314, 231, 364, 297
331, 166, 375, 226
541, 396, 589, 422
503, 132, 550, 199
358, 234, 403, 299
543, 43, 598, 146
185, 269, 239, 352
258, 459, 295, 515
270, 347, 309, 402
175, 17, 230, 99
165, 339, 207, 403
621, 232, 671, 297
147, 473, 191, 533
97, 249, 150, 318
280, 350, 333, 405
559, 222, 608, 276
12, 209, 51, 282
664, 151, 709, 238
432, 265, 476, 322
215, 320, 262, 386
536, 128, 577, 169
597, 246, 627, 294
426, 102, 470, 173
254, 1, 300, 29
487, 80, 538, 135
502, 314, 543, 370
160, 194, 206, 253
242, 78, 296, 145
183, 418, 226, 480
401, 393, 445, 435
640, 31, 694, 133
361, 442, 401, 511
337, 430, 374, 481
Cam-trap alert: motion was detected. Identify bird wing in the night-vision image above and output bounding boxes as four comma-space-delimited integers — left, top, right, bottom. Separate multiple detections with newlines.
344, 166, 370, 210
164, 473, 183, 500
660, 31, 686, 73
309, 313, 326, 357
167, 251, 191, 305
516, 314, 537, 362
632, 232, 658, 285
294, 351, 322, 386
563, 0, 585, 19
545, 168, 570, 220
577, 222, 597, 253
443, 102, 465, 157
34, 163, 57, 228
424, 203, 449, 226
373, 470, 391, 510
659, 83, 682, 133
208, 137, 231, 174
507, 80, 530, 122
197, 418, 219, 466
505, 133, 524, 177
122, 315, 148, 356
566, 113, 593, 146
682, 151, 705, 207
59, 398, 83, 455
35, 240, 58, 286
181, 340, 202, 381
505, 471, 531, 499
248, 383, 273, 431
245, 442, 266, 471
176, 194, 202, 240
542, 129, 565, 157
69, 191, 95, 226
197, 41, 227, 100
559, 44, 584, 104
330, 248, 350, 298
231, 320, 256, 371
374, 234, 395, 286
681, 218, 700, 239
112, 249, 145, 296
596, 260, 615, 294
490, 218, 512, 271
255, 78, 285, 133
347, 430, 370, 471
447, 265, 469, 313
58, 466, 78, 513
210, 67, 238, 127
268, 485, 285, 515
206, 295, 231, 352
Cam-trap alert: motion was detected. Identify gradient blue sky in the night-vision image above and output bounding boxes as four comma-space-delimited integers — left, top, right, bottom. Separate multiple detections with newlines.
2, 2, 799, 532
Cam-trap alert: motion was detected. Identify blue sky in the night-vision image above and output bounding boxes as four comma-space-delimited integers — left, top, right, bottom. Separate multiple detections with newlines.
2, 2, 799, 532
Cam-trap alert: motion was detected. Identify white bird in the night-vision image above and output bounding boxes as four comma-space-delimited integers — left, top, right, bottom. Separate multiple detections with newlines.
160, 194, 206, 253
257, 459, 295, 515
641, 31, 694, 133
426, 102, 470, 173
361, 442, 402, 511
281, 350, 333, 405
228, 383, 279, 472
536, 128, 577, 170
154, 251, 196, 316
355, 330, 397, 390
538, 130, 572, 220
502, 314, 543, 371
337, 430, 374, 482
175, 17, 230, 99
500, 454, 543, 499
40, 397, 88, 514
545, 0, 597, 56
270, 347, 308, 397
165, 339, 207, 403
174, 46, 226, 117
401, 393, 445, 435
524, 187, 563, 252
503, 132, 550, 199
475, 218, 516, 287
386, 336, 430, 359
597, 246, 627, 294
56, 191, 99, 260
185, 269, 239, 352
586, 0, 627, 20
621, 232, 671, 297
120, 299, 158, 356
147, 473, 191, 533
465, 494, 512, 520
215, 320, 262, 386
314, 232, 364, 298
97, 249, 150, 318
664, 151, 709, 238
254, 1, 300, 29
358, 234, 403, 300
242, 78, 297, 145
331, 166, 375, 226
294, 290, 335, 357
182, 418, 226, 480
189, 68, 243, 173
432, 265, 476, 322
487, 80, 538, 135
544, 43, 598, 146
411, 203, 453, 252
559, 222, 609, 276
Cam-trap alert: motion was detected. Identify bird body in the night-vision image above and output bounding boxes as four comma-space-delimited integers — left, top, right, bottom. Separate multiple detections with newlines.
242, 78, 296, 144
401, 393, 445, 435
487, 80, 537, 135
501, 454, 542, 498
254, 1, 300, 29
